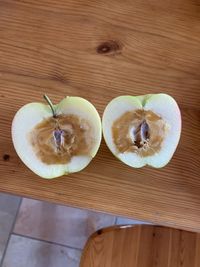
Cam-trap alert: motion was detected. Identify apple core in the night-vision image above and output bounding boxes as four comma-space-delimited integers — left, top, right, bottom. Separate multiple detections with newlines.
29, 114, 94, 164
112, 109, 167, 157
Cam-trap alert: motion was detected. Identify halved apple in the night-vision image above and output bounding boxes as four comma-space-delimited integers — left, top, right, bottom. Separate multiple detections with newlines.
102, 94, 181, 168
12, 96, 102, 178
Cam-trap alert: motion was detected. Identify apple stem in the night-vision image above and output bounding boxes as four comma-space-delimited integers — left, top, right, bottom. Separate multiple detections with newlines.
43, 94, 57, 118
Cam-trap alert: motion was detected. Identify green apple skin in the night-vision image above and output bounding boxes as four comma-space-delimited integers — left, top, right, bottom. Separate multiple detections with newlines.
102, 94, 181, 168
12, 97, 102, 179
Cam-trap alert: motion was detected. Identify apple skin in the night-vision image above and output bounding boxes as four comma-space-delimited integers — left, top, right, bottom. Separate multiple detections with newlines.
12, 96, 102, 179
102, 94, 182, 168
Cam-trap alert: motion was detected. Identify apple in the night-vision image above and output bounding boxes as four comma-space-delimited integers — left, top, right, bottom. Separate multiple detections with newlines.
102, 94, 181, 168
12, 95, 102, 178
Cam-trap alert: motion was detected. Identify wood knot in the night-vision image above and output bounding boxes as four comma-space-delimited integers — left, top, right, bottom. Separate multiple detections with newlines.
96, 40, 122, 55
97, 229, 102, 235
3, 154, 10, 161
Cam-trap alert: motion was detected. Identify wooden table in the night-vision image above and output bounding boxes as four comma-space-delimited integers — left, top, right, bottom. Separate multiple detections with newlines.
0, 0, 200, 232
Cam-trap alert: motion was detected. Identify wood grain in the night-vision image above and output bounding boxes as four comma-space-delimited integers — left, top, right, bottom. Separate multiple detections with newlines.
80, 225, 200, 267
0, 0, 200, 231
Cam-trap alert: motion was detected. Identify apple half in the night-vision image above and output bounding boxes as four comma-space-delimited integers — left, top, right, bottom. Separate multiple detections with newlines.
102, 94, 181, 168
12, 96, 102, 178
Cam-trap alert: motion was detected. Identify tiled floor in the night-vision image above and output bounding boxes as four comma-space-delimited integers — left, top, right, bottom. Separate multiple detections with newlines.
2, 235, 81, 267
14, 198, 116, 249
0, 193, 148, 267
0, 194, 21, 263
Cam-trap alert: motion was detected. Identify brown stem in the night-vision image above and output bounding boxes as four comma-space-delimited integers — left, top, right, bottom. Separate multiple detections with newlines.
43, 94, 56, 118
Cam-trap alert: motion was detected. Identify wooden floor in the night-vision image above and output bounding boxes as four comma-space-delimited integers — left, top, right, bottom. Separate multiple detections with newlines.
80, 225, 200, 267
0, 0, 200, 231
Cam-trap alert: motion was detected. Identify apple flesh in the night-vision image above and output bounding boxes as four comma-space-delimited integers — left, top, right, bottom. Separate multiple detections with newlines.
12, 96, 102, 178
102, 94, 181, 168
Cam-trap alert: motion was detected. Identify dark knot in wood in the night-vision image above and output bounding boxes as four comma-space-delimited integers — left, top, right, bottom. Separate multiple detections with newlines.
3, 154, 10, 161
97, 229, 102, 235
97, 40, 122, 55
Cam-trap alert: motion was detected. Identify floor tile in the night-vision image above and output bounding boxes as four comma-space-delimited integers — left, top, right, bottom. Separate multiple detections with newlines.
14, 198, 116, 249
0, 193, 21, 261
116, 217, 150, 225
2, 234, 81, 267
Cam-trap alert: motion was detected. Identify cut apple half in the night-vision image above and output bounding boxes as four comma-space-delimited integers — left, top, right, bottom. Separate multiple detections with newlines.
102, 94, 181, 168
12, 96, 102, 179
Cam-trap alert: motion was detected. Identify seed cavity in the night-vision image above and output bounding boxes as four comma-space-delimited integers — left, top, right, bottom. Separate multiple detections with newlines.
141, 121, 150, 141
133, 120, 150, 149
53, 129, 64, 150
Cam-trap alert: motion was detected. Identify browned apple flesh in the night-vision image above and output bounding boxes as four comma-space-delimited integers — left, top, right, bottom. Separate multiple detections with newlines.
29, 114, 94, 164
112, 109, 168, 157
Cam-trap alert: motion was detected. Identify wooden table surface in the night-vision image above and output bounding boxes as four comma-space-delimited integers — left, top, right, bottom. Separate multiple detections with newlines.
0, 0, 200, 232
